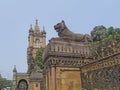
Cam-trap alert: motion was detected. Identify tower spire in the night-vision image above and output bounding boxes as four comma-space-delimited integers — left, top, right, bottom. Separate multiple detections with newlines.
36, 19, 38, 24
43, 26, 45, 31
42, 26, 46, 34
13, 65, 17, 72
34, 19, 40, 32
30, 24, 32, 29
29, 24, 33, 31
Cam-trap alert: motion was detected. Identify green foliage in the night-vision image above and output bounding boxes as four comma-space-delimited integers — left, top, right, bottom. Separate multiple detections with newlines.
34, 47, 44, 69
91, 25, 106, 41
91, 25, 120, 44
90, 26, 120, 58
0, 78, 12, 88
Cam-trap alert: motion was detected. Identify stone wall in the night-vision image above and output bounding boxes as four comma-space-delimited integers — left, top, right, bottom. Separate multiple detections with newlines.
81, 52, 120, 90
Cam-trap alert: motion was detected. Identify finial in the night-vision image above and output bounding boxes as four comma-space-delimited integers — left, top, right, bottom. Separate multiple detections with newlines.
29, 24, 33, 32
43, 26, 45, 30
36, 19, 38, 25
42, 26, 46, 34
30, 24, 32, 28
13, 65, 17, 72
34, 19, 40, 32
30, 24, 33, 29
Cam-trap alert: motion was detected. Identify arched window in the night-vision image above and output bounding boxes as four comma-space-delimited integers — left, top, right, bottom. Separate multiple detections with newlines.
35, 39, 40, 48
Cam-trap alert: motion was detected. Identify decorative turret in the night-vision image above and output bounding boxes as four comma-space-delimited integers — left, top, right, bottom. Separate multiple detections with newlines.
29, 24, 33, 32
42, 26, 46, 36
28, 24, 34, 47
13, 65, 17, 81
13, 65, 17, 89
13, 65, 17, 73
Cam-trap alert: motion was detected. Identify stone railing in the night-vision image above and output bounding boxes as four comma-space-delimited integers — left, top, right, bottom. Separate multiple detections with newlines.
43, 38, 92, 62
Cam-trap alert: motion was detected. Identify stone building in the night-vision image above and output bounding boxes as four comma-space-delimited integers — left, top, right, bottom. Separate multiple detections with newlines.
13, 20, 46, 90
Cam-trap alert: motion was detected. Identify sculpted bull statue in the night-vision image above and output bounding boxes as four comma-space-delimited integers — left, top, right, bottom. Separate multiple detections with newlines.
54, 20, 93, 42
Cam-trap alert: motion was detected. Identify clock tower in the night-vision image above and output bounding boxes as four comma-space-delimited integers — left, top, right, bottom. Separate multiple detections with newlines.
27, 20, 46, 73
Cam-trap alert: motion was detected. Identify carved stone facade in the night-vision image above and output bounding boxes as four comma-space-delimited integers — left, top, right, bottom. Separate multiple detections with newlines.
43, 37, 92, 90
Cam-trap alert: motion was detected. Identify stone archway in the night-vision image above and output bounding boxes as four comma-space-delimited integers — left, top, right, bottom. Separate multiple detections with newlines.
17, 79, 28, 90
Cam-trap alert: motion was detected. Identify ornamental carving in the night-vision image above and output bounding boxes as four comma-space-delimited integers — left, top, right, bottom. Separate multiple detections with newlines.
54, 20, 92, 42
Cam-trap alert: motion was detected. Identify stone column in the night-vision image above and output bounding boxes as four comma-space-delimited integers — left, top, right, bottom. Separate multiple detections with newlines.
51, 66, 56, 90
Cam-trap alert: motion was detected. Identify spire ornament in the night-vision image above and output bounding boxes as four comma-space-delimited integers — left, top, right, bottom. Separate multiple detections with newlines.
29, 24, 33, 31
13, 65, 17, 72
34, 19, 40, 32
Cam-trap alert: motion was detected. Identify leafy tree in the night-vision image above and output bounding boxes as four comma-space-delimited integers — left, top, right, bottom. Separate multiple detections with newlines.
90, 25, 120, 58
0, 78, 12, 88
107, 26, 115, 35
115, 28, 120, 34
34, 47, 44, 69
91, 25, 106, 41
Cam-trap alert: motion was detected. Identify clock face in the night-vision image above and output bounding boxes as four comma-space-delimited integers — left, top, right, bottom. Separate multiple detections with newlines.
34, 39, 40, 48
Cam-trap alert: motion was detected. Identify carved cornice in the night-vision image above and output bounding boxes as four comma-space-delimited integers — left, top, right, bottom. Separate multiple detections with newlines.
44, 56, 82, 68
43, 38, 92, 67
